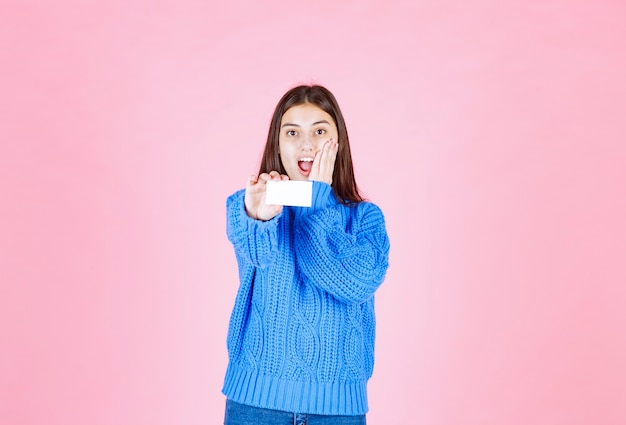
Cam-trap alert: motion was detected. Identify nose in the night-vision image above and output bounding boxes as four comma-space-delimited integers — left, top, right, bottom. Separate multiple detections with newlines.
301, 134, 313, 151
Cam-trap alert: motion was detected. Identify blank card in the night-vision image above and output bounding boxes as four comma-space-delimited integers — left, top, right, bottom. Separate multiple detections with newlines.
265, 180, 312, 207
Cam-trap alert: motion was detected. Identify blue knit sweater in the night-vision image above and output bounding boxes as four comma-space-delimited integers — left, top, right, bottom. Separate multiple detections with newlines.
222, 181, 390, 415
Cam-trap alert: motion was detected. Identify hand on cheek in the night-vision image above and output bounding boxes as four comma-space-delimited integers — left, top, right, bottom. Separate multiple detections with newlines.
309, 139, 339, 185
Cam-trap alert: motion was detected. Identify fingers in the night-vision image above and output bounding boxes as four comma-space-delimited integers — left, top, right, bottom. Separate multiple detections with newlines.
249, 171, 286, 189
310, 139, 338, 184
324, 138, 339, 163
246, 175, 259, 192
319, 139, 339, 165
268, 170, 282, 181
245, 171, 284, 221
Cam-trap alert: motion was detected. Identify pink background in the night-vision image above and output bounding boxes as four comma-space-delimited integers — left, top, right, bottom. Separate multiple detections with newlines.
2, 1, 625, 424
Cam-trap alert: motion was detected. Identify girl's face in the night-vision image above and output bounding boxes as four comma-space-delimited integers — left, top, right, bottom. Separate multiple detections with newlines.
278, 103, 339, 181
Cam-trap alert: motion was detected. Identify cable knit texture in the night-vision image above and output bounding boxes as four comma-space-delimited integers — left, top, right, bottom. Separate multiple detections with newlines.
223, 181, 390, 415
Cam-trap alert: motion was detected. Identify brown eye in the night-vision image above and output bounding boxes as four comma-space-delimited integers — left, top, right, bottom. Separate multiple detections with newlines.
287, 130, 297, 136
315, 129, 326, 135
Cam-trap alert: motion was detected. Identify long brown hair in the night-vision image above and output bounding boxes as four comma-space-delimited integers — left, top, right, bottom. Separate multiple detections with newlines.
259, 85, 364, 204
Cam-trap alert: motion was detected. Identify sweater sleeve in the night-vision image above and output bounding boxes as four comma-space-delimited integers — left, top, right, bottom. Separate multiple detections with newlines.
226, 189, 281, 268
294, 182, 390, 304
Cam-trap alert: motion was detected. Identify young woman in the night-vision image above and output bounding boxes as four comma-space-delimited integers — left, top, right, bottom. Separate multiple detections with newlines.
223, 85, 390, 425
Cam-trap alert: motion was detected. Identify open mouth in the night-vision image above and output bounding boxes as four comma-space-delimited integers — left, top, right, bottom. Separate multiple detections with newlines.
298, 158, 314, 175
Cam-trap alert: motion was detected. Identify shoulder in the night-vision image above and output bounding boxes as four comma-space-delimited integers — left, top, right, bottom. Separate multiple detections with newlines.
328, 200, 387, 235
349, 201, 388, 238
350, 200, 385, 220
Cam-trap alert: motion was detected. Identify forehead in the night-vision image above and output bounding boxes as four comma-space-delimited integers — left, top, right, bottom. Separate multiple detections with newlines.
281, 103, 335, 126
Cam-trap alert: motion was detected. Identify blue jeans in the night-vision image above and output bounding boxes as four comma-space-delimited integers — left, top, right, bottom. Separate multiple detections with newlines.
224, 399, 367, 425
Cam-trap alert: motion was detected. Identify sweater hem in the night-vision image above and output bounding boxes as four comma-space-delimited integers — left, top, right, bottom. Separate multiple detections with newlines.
222, 363, 369, 415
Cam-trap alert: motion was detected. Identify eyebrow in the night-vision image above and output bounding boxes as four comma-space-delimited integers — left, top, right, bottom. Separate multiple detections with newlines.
281, 120, 331, 128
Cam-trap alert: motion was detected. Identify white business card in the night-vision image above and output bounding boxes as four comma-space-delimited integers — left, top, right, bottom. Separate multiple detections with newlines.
265, 180, 312, 207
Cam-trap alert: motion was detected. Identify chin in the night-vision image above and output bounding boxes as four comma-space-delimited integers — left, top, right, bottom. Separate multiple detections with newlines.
287, 172, 306, 181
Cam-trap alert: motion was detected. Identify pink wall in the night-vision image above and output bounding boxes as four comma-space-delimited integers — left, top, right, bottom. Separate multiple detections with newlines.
2, 1, 625, 424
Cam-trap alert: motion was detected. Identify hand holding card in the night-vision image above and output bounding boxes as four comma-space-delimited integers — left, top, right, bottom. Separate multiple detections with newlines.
244, 171, 289, 220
